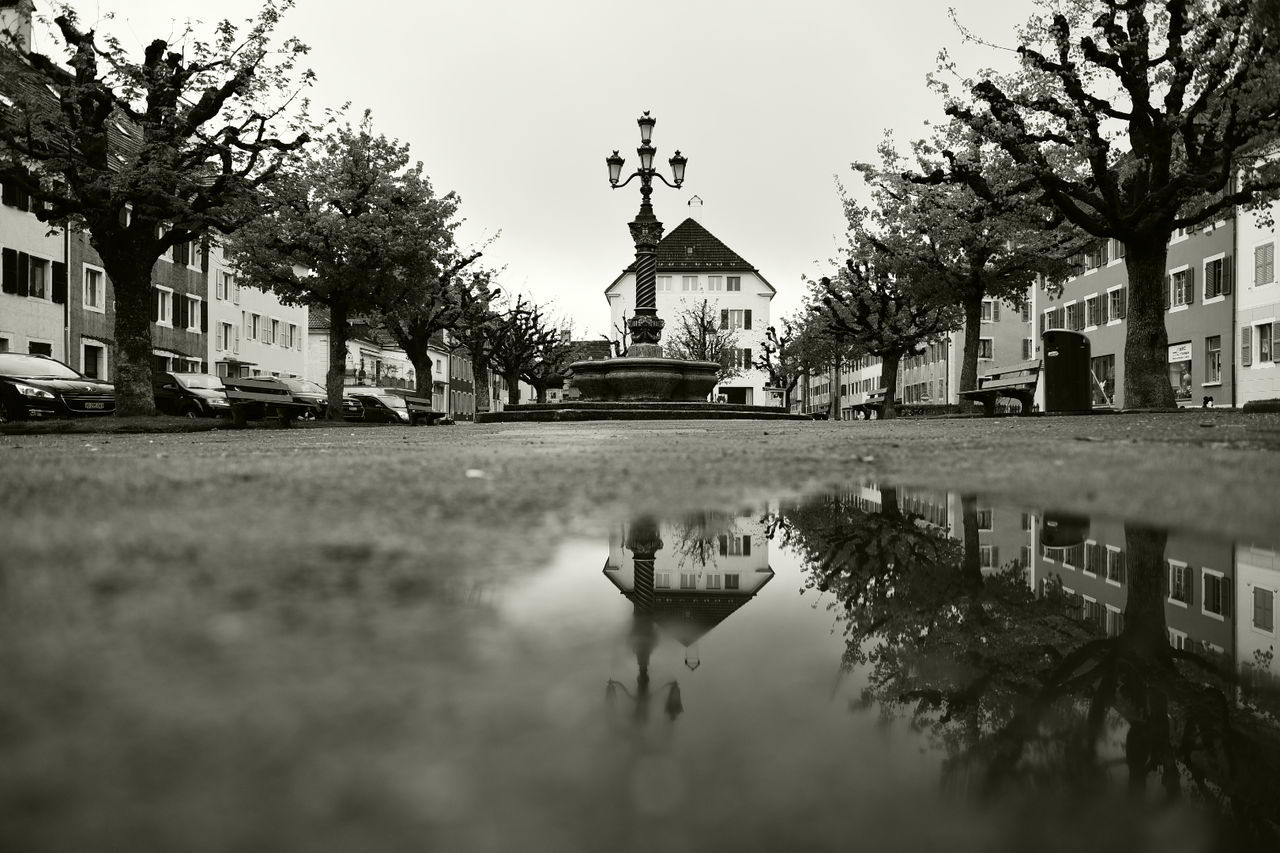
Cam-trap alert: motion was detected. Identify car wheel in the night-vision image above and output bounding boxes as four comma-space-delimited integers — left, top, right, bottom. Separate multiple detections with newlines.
299, 409, 318, 421
183, 407, 201, 419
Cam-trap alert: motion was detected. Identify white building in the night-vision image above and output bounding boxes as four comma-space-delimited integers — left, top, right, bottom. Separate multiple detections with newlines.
1235, 544, 1279, 694
605, 209, 776, 405
1, 179, 66, 360
1236, 199, 1279, 404
206, 243, 308, 379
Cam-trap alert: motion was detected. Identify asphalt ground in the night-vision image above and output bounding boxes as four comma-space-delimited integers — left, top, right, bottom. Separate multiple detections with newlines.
2, 412, 1279, 851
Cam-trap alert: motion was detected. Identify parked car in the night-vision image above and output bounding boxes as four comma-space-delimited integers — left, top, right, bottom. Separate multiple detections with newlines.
343, 386, 413, 424
153, 372, 232, 418
221, 375, 362, 421
0, 352, 115, 422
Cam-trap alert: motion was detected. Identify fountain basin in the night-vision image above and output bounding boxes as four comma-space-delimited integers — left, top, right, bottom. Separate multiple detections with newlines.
567, 356, 721, 402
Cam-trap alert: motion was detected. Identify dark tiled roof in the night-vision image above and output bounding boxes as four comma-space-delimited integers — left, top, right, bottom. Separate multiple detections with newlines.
624, 218, 757, 274
567, 340, 612, 362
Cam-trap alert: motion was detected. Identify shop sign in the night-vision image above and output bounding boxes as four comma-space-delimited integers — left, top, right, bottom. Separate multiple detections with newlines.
1168, 342, 1193, 363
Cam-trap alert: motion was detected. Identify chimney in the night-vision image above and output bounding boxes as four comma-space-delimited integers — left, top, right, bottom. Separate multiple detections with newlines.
686, 195, 703, 221
0, 0, 34, 53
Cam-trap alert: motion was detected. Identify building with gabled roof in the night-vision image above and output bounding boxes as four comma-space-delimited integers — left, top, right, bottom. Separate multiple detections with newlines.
605, 209, 778, 405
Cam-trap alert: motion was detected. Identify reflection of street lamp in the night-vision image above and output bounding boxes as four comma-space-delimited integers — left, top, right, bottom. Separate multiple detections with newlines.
605, 515, 685, 726
606, 111, 687, 356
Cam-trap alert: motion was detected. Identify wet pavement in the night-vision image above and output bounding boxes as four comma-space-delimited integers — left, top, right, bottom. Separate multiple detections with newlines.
4, 418, 1280, 851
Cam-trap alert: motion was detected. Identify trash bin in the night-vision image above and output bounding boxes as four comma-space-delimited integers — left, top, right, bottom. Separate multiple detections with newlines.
1042, 329, 1092, 413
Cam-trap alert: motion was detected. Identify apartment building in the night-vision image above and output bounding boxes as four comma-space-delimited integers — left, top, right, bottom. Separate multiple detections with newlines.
0, 179, 66, 361
206, 244, 307, 379
1235, 199, 1280, 404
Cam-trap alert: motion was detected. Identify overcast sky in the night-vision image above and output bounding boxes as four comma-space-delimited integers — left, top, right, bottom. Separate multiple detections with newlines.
43, 0, 1034, 337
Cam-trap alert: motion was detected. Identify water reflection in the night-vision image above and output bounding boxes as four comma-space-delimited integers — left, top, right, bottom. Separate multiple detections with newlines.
603, 511, 775, 727
770, 486, 1280, 847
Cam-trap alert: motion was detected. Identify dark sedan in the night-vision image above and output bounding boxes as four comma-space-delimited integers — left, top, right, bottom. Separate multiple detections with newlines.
153, 372, 233, 418
0, 353, 115, 421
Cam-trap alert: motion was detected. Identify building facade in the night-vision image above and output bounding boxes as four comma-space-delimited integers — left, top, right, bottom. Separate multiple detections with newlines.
0, 179, 66, 361
1235, 199, 1280, 404
605, 214, 776, 406
207, 244, 307, 379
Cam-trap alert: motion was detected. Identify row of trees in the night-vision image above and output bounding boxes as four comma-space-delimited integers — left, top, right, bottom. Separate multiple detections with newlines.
780, 0, 1280, 418
0, 2, 574, 416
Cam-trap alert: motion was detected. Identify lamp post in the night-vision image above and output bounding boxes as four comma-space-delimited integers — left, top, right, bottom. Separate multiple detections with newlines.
606, 111, 687, 357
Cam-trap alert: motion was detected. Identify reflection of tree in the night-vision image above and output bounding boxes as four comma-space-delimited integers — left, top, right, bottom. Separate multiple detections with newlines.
669, 511, 736, 573
775, 493, 1280, 844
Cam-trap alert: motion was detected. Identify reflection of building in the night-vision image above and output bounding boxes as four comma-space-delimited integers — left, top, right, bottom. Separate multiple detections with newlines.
1236, 193, 1280, 406
1236, 545, 1280, 695
604, 511, 774, 656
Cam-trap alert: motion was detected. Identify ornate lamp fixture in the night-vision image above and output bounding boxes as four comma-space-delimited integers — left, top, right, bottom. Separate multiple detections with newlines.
604, 111, 687, 355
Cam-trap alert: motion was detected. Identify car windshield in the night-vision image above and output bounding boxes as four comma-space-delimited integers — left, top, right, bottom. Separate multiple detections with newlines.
375, 395, 407, 409
282, 379, 326, 395
176, 374, 225, 390
0, 354, 81, 380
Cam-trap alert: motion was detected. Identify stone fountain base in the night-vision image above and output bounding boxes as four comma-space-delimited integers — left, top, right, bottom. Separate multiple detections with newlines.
474, 356, 812, 423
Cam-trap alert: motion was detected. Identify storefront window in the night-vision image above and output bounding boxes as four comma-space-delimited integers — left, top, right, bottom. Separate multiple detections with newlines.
1091, 354, 1115, 406
1168, 342, 1193, 402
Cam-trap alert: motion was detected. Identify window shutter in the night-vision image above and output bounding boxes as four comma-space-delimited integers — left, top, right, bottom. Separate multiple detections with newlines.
1117, 289, 1126, 319
232, 282, 240, 305
720, 309, 729, 330
151, 288, 159, 322
2, 248, 17, 294
742, 536, 751, 557
51, 261, 67, 304
993, 301, 1001, 322
201, 300, 209, 333
174, 294, 185, 329
233, 326, 240, 354
1273, 325, 1280, 363
744, 309, 752, 330
718, 535, 728, 556
1187, 569, 1194, 606
991, 546, 999, 567
1223, 257, 1233, 295
1187, 267, 1195, 304
1163, 275, 1170, 309
1242, 325, 1252, 366
16, 252, 29, 297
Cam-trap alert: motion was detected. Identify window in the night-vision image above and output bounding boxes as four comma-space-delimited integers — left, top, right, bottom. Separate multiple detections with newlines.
1083, 542, 1101, 575
1259, 324, 1274, 363
250, 313, 261, 341
81, 341, 105, 379
680, 573, 696, 590
1105, 606, 1124, 637
0, 337, 8, 352
270, 319, 280, 345
1254, 587, 1275, 632
1169, 562, 1192, 605
186, 296, 201, 332
288, 323, 299, 349
1085, 295, 1102, 327
1066, 302, 1085, 331
718, 535, 752, 557
978, 338, 993, 360
1204, 256, 1232, 298
1021, 512, 1033, 531
83, 267, 105, 311
975, 508, 993, 530
656, 275, 672, 292
1202, 571, 1228, 618
28, 341, 52, 356
1020, 302, 1031, 323
28, 257, 47, 299
1169, 629, 1188, 650
215, 271, 233, 301
707, 275, 722, 291
217, 322, 237, 353
1256, 243, 1275, 286
1206, 336, 1222, 383
1110, 238, 1125, 261
1108, 288, 1126, 321
655, 574, 671, 589
1171, 268, 1193, 307
154, 287, 173, 326
726, 276, 741, 292
681, 275, 697, 291
1105, 548, 1126, 585
724, 573, 740, 590
1169, 342, 1193, 400
721, 309, 752, 330
979, 545, 999, 568
981, 300, 1000, 322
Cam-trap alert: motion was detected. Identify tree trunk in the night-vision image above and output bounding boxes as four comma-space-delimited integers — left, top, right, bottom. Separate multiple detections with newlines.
881, 352, 901, 420
1122, 241, 1177, 410
828, 356, 842, 421
471, 353, 491, 414
960, 295, 983, 395
100, 252, 160, 416
408, 348, 434, 398
960, 494, 982, 581
506, 372, 520, 405
326, 300, 350, 420
535, 384, 548, 404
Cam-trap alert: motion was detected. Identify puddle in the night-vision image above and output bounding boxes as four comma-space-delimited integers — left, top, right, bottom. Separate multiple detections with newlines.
434, 486, 1280, 852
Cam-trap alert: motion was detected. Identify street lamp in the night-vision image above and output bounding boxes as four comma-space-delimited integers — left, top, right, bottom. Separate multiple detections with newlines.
605, 111, 687, 355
